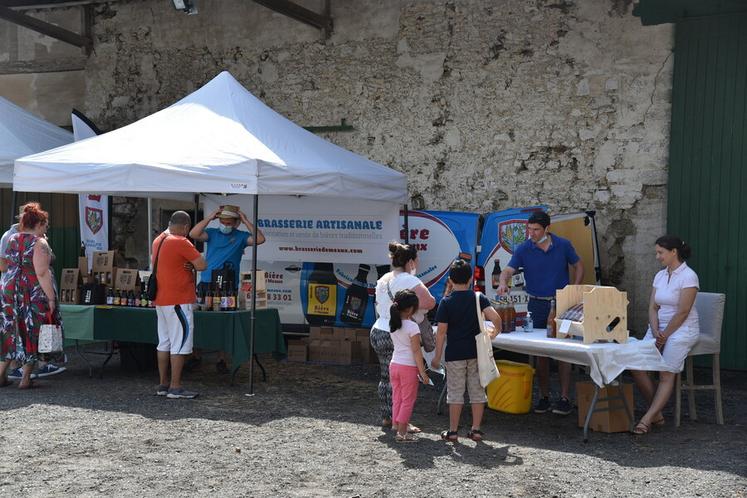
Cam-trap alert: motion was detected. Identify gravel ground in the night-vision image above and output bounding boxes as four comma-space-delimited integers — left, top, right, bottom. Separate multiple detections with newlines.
0, 348, 745, 497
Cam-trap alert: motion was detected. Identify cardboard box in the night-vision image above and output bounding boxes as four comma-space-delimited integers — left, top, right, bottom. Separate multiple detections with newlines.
115, 269, 141, 292
309, 326, 334, 340
60, 268, 82, 289
576, 381, 634, 433
239, 271, 268, 310
287, 340, 308, 362
92, 251, 115, 272
92, 268, 117, 288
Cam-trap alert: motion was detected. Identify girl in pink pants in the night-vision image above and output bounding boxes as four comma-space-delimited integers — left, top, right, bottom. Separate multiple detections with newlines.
388, 289, 430, 443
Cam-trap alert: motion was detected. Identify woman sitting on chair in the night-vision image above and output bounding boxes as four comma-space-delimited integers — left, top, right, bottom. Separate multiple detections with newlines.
631, 235, 699, 435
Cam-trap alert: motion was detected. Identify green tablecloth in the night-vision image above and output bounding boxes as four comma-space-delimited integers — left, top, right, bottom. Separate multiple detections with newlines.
60, 305, 285, 371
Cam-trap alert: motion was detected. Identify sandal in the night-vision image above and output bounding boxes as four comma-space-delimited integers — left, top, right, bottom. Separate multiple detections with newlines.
395, 433, 417, 443
440, 430, 458, 442
651, 416, 665, 427
407, 424, 422, 434
466, 429, 485, 442
381, 418, 392, 428
632, 420, 650, 435
0, 379, 12, 388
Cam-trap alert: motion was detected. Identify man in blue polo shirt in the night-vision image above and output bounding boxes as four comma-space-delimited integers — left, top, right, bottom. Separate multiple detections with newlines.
189, 204, 265, 372
497, 211, 583, 415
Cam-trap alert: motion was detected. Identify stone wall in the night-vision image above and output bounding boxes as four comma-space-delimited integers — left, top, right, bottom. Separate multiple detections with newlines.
6, 0, 675, 334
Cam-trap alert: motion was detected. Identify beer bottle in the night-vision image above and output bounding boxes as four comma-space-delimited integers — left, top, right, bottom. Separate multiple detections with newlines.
140, 286, 148, 307
547, 299, 557, 338
227, 285, 237, 311
340, 264, 371, 325
196, 285, 205, 310
220, 283, 229, 312
205, 284, 214, 311
491, 259, 501, 290
213, 284, 222, 312
112, 290, 119, 306
106, 287, 114, 306
80, 241, 86, 257
506, 298, 516, 332
128, 290, 136, 307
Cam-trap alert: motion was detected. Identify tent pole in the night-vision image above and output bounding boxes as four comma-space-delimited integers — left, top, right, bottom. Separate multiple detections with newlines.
147, 197, 153, 270
403, 204, 409, 244
248, 193, 259, 395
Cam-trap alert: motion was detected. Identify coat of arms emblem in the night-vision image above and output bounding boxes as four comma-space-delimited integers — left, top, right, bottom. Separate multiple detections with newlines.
499, 220, 528, 254
314, 285, 330, 304
85, 207, 103, 235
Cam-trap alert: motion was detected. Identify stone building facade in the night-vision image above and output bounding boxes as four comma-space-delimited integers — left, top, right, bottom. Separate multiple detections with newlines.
0, 0, 674, 333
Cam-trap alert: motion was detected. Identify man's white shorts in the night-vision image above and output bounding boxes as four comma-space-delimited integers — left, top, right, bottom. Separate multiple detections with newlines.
156, 304, 194, 355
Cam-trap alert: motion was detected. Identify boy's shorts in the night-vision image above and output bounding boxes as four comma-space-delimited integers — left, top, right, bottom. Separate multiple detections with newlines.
445, 358, 487, 404
156, 304, 194, 355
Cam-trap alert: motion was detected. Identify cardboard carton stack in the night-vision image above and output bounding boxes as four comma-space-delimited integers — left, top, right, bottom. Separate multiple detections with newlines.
290, 326, 376, 365
238, 271, 267, 310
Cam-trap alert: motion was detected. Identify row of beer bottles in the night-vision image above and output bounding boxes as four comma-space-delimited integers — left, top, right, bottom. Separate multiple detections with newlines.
106, 287, 153, 308
196, 283, 237, 312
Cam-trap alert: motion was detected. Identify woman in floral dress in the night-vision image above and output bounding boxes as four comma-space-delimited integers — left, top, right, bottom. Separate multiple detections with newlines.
0, 203, 58, 389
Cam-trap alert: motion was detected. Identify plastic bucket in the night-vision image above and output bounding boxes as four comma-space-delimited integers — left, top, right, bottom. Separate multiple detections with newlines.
486, 360, 535, 414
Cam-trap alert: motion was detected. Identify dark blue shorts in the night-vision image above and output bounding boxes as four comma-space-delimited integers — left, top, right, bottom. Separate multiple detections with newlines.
528, 298, 551, 329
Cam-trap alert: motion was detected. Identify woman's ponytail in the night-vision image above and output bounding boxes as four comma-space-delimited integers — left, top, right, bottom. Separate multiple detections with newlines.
388, 289, 419, 332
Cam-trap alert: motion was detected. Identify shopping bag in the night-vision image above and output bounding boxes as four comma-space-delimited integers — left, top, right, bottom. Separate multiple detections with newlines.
38, 314, 63, 353
475, 292, 499, 387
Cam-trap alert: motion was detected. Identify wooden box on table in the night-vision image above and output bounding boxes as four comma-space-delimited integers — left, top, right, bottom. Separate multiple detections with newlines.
554, 285, 629, 344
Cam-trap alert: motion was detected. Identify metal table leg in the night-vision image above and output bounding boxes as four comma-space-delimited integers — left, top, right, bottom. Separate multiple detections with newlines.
231, 354, 267, 386
436, 380, 447, 415
74, 340, 94, 378
583, 384, 600, 443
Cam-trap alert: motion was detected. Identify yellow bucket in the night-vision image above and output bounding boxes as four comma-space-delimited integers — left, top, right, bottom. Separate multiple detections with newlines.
486, 360, 535, 414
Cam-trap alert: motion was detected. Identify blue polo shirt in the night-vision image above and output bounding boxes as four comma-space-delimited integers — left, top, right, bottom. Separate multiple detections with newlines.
199, 227, 249, 287
507, 234, 580, 298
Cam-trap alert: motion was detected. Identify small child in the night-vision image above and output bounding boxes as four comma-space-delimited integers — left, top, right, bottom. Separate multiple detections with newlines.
431, 259, 501, 442
388, 289, 430, 443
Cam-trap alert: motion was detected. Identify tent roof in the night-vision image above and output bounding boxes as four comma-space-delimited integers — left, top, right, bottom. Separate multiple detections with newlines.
14, 71, 408, 203
0, 97, 72, 185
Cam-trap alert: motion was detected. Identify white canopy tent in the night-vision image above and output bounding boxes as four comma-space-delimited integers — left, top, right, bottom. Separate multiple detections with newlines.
14, 71, 407, 203
0, 97, 72, 187
14, 71, 409, 393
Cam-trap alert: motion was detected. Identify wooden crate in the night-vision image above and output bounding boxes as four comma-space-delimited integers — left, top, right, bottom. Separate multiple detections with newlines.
554, 285, 628, 344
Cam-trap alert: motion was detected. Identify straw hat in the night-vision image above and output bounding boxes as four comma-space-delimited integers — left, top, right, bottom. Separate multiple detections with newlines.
217, 205, 240, 219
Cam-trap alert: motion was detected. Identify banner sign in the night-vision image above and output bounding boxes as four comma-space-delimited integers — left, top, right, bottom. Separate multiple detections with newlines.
202, 194, 398, 265
72, 110, 107, 269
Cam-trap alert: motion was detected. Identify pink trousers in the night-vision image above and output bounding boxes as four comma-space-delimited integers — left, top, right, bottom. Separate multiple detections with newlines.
389, 363, 420, 426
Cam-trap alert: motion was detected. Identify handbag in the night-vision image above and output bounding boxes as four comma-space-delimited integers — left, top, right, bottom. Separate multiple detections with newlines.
475, 292, 500, 387
147, 235, 168, 302
38, 312, 63, 354
386, 278, 435, 352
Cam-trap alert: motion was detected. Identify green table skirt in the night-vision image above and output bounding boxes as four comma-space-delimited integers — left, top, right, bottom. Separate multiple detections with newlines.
60, 305, 286, 368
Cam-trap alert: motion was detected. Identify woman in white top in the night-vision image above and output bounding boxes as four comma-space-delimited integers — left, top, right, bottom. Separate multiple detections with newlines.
631, 235, 699, 435
370, 242, 436, 429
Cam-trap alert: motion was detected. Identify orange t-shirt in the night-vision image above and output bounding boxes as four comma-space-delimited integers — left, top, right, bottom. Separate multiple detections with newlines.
151, 232, 201, 306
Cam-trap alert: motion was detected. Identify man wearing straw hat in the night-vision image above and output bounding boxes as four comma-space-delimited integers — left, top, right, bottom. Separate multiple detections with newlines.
189, 204, 265, 372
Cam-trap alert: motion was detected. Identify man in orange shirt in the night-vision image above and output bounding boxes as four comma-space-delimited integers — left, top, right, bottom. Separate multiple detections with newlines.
152, 211, 206, 399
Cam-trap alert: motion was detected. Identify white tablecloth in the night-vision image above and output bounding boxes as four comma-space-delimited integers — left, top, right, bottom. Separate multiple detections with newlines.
492, 330, 668, 387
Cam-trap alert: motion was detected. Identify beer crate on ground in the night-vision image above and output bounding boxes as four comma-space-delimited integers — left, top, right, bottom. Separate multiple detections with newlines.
238, 271, 267, 310
554, 285, 629, 344
576, 381, 634, 433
